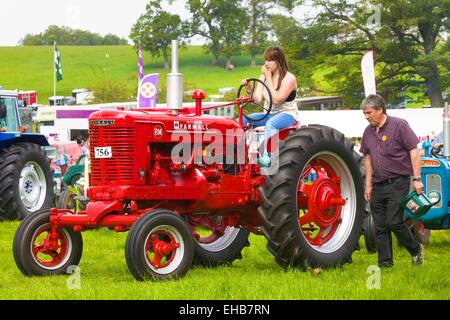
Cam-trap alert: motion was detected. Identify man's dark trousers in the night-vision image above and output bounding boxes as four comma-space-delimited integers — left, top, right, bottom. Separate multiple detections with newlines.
370, 176, 421, 267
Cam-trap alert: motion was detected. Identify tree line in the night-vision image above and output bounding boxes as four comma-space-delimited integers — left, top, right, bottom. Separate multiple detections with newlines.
131, 0, 449, 108
21, 25, 128, 46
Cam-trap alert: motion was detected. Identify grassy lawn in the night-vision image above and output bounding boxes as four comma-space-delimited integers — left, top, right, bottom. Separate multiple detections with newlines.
1, 221, 449, 300
0, 46, 263, 104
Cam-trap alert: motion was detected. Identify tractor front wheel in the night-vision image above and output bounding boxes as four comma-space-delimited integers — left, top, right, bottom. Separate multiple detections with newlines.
13, 209, 83, 276
125, 209, 194, 281
258, 125, 364, 269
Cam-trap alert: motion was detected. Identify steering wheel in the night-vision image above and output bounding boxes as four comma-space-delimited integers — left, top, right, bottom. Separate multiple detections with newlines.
237, 78, 272, 122
431, 144, 444, 158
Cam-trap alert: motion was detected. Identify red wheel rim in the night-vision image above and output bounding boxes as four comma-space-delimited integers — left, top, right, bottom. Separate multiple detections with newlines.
186, 215, 227, 244
297, 158, 347, 247
145, 230, 180, 270
31, 225, 69, 269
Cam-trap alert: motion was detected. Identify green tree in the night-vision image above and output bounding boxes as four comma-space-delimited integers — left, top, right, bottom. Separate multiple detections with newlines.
277, 0, 450, 108
245, 0, 272, 66
187, 0, 247, 67
91, 80, 133, 104
130, 1, 185, 70
220, 1, 248, 69
21, 25, 127, 46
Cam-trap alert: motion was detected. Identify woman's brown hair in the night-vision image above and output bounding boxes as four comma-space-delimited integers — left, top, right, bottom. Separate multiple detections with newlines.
264, 46, 289, 90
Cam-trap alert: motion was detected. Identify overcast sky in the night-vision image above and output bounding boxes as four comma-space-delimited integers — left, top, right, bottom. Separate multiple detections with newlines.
0, 0, 190, 46
0, 0, 314, 46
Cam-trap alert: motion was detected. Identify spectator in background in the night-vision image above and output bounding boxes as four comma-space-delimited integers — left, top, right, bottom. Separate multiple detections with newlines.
77, 137, 88, 155
55, 146, 71, 175
352, 137, 363, 156
419, 108, 449, 156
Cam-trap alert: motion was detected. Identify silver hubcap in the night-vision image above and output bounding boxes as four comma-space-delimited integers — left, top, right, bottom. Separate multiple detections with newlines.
20, 161, 47, 211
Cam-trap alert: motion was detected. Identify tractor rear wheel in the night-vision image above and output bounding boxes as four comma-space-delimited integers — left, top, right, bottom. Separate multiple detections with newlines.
125, 209, 194, 281
362, 205, 377, 254
258, 125, 364, 269
186, 214, 250, 266
13, 209, 83, 276
0, 143, 54, 220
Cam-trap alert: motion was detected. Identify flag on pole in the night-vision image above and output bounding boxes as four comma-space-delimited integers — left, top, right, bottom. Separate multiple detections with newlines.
361, 51, 376, 97
54, 43, 63, 82
138, 42, 144, 81
138, 73, 159, 108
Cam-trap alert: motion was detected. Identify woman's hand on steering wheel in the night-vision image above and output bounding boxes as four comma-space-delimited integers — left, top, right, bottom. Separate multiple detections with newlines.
237, 78, 272, 123
241, 79, 254, 95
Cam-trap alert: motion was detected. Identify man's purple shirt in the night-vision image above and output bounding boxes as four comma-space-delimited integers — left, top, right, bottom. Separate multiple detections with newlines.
360, 115, 419, 183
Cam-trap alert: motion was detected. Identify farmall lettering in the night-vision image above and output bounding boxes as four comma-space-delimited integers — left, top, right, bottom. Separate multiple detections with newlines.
174, 121, 208, 131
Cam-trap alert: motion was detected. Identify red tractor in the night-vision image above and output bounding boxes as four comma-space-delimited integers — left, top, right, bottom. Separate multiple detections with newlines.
13, 77, 364, 281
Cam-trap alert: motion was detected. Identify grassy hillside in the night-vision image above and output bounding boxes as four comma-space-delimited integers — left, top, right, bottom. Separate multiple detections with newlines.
0, 45, 431, 108
0, 46, 263, 104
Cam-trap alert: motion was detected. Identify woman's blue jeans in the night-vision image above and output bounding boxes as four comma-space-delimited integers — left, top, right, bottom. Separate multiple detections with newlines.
243, 113, 297, 143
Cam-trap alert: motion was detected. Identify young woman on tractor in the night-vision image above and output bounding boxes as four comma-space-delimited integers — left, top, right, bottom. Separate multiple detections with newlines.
242, 46, 298, 167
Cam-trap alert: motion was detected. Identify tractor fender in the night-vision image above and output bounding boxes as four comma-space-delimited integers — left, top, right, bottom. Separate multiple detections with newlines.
0, 133, 49, 149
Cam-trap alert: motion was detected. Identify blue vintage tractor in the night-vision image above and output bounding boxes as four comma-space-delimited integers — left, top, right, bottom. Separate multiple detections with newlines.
0, 90, 54, 220
404, 104, 450, 230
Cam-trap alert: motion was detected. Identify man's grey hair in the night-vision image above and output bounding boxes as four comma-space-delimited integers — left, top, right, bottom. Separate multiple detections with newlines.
360, 94, 387, 114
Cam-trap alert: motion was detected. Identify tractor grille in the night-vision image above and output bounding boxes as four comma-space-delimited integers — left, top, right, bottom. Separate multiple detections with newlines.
90, 126, 136, 184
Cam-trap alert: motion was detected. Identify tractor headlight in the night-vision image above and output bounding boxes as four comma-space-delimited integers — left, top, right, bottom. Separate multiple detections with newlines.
427, 191, 441, 205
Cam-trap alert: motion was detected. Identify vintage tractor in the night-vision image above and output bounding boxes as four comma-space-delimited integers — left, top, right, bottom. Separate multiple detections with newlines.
13, 43, 364, 281
0, 90, 54, 220
404, 104, 450, 230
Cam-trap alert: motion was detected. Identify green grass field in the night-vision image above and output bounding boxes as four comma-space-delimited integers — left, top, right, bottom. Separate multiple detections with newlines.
0, 46, 263, 104
1, 221, 449, 300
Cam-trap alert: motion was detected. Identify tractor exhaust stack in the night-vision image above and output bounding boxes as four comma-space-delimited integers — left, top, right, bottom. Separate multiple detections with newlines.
444, 102, 450, 158
167, 40, 183, 113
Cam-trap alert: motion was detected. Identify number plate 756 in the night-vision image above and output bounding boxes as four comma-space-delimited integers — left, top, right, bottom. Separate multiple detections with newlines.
94, 147, 112, 159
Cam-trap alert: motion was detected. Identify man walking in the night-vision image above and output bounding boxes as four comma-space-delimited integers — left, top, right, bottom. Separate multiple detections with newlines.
360, 94, 424, 268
